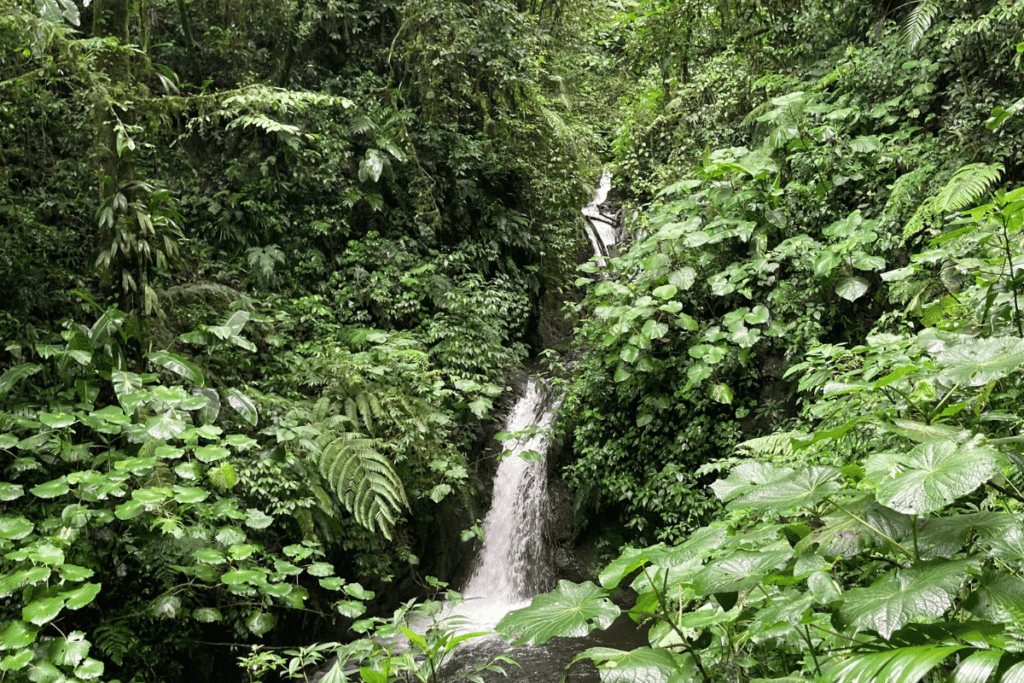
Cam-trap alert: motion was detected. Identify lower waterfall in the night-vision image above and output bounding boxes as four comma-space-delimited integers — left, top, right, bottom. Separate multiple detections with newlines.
432, 173, 645, 681
455, 378, 558, 630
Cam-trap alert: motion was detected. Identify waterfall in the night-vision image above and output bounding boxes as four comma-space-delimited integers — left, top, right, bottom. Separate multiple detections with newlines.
581, 170, 617, 266
453, 170, 613, 633
431, 171, 639, 681
454, 379, 559, 630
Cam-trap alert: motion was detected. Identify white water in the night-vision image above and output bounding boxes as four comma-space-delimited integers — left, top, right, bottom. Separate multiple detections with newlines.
452, 379, 559, 631
581, 171, 616, 267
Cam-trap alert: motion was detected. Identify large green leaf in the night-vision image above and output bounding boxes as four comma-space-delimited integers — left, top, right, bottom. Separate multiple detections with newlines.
840, 561, 972, 638
573, 647, 692, 683
874, 439, 1006, 515
949, 649, 1004, 683
936, 337, 1024, 386
693, 546, 793, 595
146, 351, 205, 386
145, 411, 187, 440
824, 644, 967, 683
29, 477, 69, 499
722, 466, 842, 512
226, 388, 258, 426
835, 276, 870, 302
0, 364, 41, 396
0, 517, 35, 540
23, 597, 64, 626
496, 581, 621, 646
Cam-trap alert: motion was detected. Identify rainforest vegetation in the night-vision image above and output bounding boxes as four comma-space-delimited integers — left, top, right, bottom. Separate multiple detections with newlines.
2, 0, 1024, 680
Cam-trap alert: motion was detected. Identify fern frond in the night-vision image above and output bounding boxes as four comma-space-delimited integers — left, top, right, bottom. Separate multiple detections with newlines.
936, 163, 1005, 213
736, 432, 801, 460
93, 624, 135, 666
902, 197, 936, 241
902, 0, 940, 49
884, 165, 935, 216
349, 115, 376, 136
314, 431, 408, 539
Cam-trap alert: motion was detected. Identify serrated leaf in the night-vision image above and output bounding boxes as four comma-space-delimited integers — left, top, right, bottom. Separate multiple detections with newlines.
693, 547, 793, 594
39, 412, 75, 429
669, 268, 696, 290
194, 445, 229, 463
344, 583, 374, 600
193, 607, 223, 623
875, 439, 1006, 515
74, 657, 104, 680
151, 595, 181, 619
937, 337, 1024, 386
496, 580, 620, 646
840, 561, 971, 638
146, 411, 186, 440
710, 383, 733, 405
0, 621, 38, 649
193, 548, 226, 564
652, 284, 677, 299
29, 477, 69, 499
173, 486, 209, 504
725, 467, 842, 512
222, 569, 265, 585
63, 583, 101, 609
245, 509, 274, 529
246, 610, 275, 636
0, 517, 34, 540
575, 647, 689, 683
1, 649, 33, 671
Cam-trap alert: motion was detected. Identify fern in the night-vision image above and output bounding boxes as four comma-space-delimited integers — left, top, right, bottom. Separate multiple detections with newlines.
246, 244, 285, 288
935, 163, 1005, 214
884, 165, 935, 217
93, 623, 135, 666
903, 163, 1004, 242
311, 430, 409, 539
902, 0, 941, 49
735, 431, 802, 461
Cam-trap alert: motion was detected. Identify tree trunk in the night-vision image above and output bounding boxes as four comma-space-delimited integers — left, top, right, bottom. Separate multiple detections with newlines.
92, 0, 132, 200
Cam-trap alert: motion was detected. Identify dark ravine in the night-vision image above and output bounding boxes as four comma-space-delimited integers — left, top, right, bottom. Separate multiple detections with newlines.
427, 173, 640, 682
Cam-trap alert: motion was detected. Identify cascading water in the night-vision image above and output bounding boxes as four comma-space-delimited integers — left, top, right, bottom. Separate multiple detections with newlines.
457, 379, 558, 629
581, 171, 617, 266
437, 171, 643, 681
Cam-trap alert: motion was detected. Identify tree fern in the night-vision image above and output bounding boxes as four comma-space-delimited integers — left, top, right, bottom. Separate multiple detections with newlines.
311, 431, 409, 539
935, 163, 1005, 213
902, 0, 941, 49
903, 163, 1004, 241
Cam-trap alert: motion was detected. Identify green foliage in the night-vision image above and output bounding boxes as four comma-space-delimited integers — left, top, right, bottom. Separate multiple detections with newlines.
0, 308, 363, 681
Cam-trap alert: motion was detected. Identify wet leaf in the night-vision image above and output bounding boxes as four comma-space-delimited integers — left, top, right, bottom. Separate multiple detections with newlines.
497, 580, 620, 646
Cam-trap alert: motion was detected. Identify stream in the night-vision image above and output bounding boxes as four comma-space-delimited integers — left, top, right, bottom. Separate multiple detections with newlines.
435, 172, 647, 682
